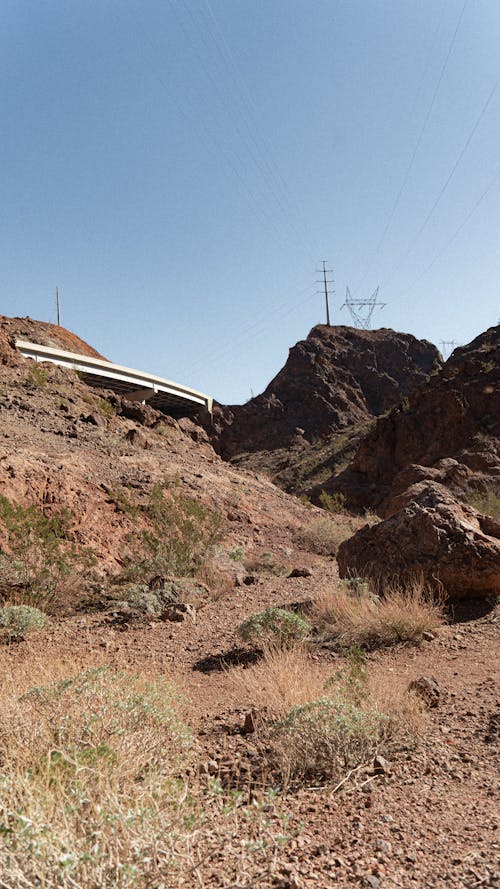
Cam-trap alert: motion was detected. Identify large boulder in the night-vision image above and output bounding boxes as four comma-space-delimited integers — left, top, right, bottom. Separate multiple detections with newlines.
337, 483, 500, 601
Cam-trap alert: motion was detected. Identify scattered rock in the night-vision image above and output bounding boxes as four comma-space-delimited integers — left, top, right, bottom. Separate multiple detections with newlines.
243, 574, 257, 586
125, 428, 149, 449
162, 603, 196, 623
408, 676, 440, 708
373, 755, 391, 775
287, 567, 313, 578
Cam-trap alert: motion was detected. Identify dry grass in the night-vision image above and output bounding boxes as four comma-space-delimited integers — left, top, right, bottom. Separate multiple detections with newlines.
0, 650, 296, 888
232, 644, 429, 789
231, 644, 329, 718
313, 579, 444, 648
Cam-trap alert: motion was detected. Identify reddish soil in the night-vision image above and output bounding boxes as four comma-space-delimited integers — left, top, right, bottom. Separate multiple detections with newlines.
0, 319, 498, 888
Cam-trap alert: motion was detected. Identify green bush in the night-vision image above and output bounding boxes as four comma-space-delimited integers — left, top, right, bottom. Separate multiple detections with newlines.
0, 496, 96, 611
269, 695, 385, 786
238, 607, 311, 647
319, 490, 347, 514
123, 481, 222, 580
0, 604, 48, 640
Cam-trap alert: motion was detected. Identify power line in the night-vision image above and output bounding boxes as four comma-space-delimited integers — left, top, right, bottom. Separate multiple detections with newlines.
395, 165, 500, 299
355, 0, 468, 292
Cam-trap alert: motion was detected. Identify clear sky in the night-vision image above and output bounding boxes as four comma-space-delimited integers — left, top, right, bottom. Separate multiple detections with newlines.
1, 1, 499, 404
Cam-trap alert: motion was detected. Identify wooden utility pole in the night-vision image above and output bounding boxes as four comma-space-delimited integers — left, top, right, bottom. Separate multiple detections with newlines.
56, 287, 60, 326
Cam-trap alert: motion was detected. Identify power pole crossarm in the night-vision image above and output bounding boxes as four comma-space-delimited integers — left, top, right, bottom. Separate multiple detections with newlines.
316, 261, 335, 326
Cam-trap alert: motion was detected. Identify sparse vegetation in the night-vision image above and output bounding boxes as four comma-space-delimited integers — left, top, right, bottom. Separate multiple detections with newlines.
319, 489, 348, 514
313, 579, 444, 648
465, 487, 500, 520
0, 604, 48, 640
238, 607, 311, 647
0, 495, 96, 611
122, 480, 222, 581
0, 659, 296, 887
298, 514, 351, 556
228, 545, 245, 562
27, 362, 48, 387
234, 645, 427, 790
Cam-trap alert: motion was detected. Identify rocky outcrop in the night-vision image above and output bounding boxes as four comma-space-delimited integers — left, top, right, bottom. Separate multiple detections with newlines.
212, 325, 441, 461
337, 482, 500, 601
331, 326, 499, 514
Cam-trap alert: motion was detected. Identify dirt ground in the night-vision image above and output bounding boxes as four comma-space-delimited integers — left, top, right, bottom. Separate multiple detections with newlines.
4, 561, 498, 889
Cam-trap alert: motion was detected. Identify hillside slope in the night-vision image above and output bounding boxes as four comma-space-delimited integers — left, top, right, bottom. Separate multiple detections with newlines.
211, 324, 441, 495
330, 325, 500, 515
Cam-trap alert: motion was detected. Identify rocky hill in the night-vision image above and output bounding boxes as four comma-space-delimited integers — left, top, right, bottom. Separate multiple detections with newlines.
211, 324, 441, 495
330, 325, 500, 516
0, 315, 106, 363
335, 325, 499, 598
0, 315, 498, 888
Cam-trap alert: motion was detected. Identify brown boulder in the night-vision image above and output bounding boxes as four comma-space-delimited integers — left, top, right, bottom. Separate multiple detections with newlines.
337, 482, 500, 600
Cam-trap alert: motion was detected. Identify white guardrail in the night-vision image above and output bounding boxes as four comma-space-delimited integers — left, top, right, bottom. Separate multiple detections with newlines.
16, 340, 213, 418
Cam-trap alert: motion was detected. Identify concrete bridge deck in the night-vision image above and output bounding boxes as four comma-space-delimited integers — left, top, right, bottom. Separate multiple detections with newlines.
16, 339, 213, 418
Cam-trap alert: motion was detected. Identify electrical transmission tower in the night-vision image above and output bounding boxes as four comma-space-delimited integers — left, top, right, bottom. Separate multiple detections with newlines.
439, 340, 458, 360
341, 286, 386, 329
316, 260, 335, 326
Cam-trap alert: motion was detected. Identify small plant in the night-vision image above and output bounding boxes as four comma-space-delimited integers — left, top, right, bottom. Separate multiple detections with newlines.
299, 515, 348, 556
122, 480, 222, 581
298, 493, 313, 509
95, 396, 116, 418
238, 607, 311, 648
0, 495, 96, 611
268, 696, 386, 787
325, 645, 369, 706
0, 604, 47, 640
319, 490, 347, 515
228, 546, 245, 562
27, 363, 48, 387
313, 579, 444, 649
465, 487, 500, 520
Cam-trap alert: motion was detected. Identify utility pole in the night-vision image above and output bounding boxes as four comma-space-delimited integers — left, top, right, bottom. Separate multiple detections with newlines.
316, 260, 335, 326
56, 287, 61, 326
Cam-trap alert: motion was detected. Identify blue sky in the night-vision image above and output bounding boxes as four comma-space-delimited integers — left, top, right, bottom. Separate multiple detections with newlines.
1, 1, 499, 403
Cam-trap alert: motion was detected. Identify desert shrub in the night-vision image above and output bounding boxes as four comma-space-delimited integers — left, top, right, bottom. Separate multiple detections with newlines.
0, 659, 298, 887
115, 583, 167, 616
27, 363, 48, 387
298, 515, 349, 556
319, 490, 347, 514
313, 579, 444, 648
233, 646, 428, 789
0, 495, 96, 611
0, 667, 193, 886
231, 644, 328, 718
466, 487, 500, 520
0, 604, 48, 640
269, 696, 386, 787
228, 546, 245, 562
238, 607, 311, 648
123, 481, 222, 580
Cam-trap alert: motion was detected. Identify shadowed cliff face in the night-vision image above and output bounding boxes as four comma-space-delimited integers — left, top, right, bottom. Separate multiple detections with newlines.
211, 325, 441, 471
328, 325, 500, 515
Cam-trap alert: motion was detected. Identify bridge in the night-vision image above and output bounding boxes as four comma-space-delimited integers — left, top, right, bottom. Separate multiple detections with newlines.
16, 340, 213, 418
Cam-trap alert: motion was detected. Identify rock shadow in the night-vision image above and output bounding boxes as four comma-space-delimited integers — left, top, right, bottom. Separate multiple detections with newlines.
193, 646, 263, 673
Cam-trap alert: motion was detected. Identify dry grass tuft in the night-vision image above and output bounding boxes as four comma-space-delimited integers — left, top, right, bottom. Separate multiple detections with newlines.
0, 650, 302, 888
232, 644, 429, 789
313, 579, 444, 648
231, 644, 328, 718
